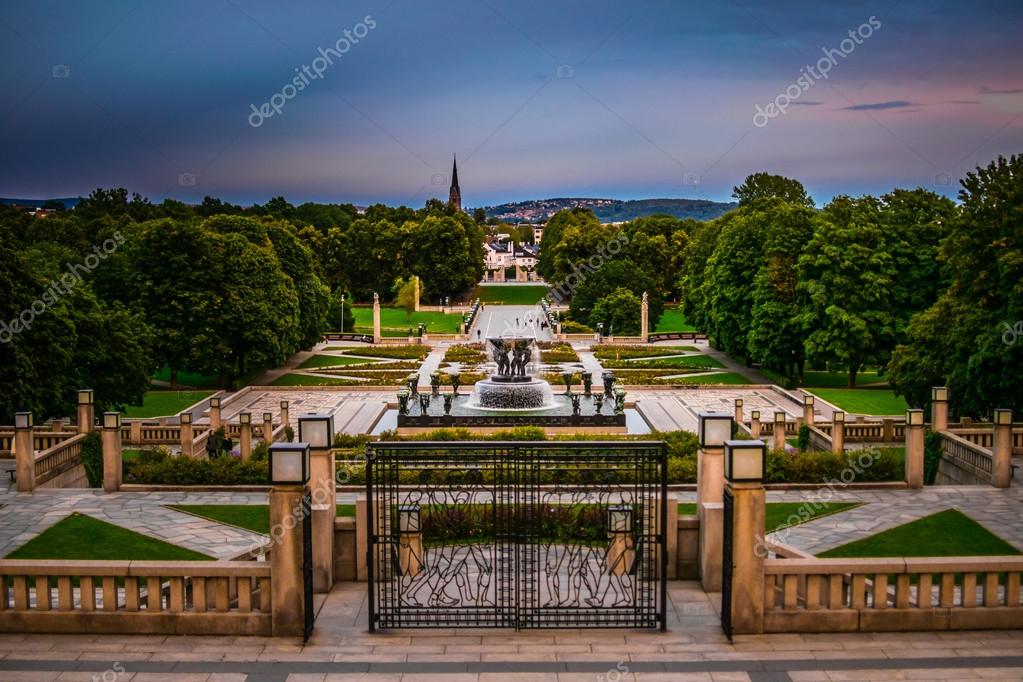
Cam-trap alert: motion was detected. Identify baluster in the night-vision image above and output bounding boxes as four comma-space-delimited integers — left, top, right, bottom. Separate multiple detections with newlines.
939, 573, 955, 607
57, 576, 73, 611
0, 576, 8, 610
11, 576, 28, 610
34, 576, 51, 611
80, 576, 96, 611
851, 575, 866, 609
169, 577, 184, 612
917, 573, 933, 608
1007, 572, 1021, 607
146, 577, 161, 611
828, 574, 845, 608
238, 576, 253, 613
984, 573, 1001, 607
962, 573, 977, 607
783, 575, 798, 610
872, 574, 889, 609
215, 577, 230, 612
124, 577, 139, 611
895, 575, 910, 609
192, 576, 207, 612
805, 575, 821, 610
102, 577, 117, 611
259, 577, 272, 611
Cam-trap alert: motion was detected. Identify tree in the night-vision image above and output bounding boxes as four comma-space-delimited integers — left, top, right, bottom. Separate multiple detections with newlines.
403, 214, 484, 299
797, 196, 897, 386
588, 288, 642, 335
568, 259, 662, 329
472, 207, 487, 225
392, 277, 417, 322
732, 172, 814, 208
326, 288, 356, 332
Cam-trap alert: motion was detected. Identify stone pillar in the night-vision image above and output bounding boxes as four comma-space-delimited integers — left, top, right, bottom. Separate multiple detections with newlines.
269, 486, 307, 637
905, 409, 925, 489
209, 397, 222, 431
179, 412, 194, 457
803, 395, 815, 427
263, 412, 274, 444
733, 398, 743, 425
832, 411, 845, 454
372, 293, 381, 344
300, 414, 336, 593
640, 292, 649, 343
413, 276, 420, 312
280, 400, 290, 429
77, 389, 95, 434
882, 418, 894, 443
931, 387, 949, 431
13, 412, 35, 493
101, 412, 123, 493
750, 410, 761, 439
697, 413, 731, 593
238, 412, 252, 461
993, 409, 1013, 489
773, 412, 787, 451
726, 482, 766, 634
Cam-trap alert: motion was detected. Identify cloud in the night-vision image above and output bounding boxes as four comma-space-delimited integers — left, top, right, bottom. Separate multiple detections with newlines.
946, 100, 980, 105
979, 85, 1023, 95
842, 100, 917, 111
789, 100, 823, 106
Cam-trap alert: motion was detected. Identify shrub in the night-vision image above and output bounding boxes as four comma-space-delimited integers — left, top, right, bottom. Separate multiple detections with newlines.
797, 425, 811, 452
559, 320, 592, 333
339, 345, 430, 360
124, 452, 269, 486
924, 431, 942, 485
764, 447, 903, 484
80, 432, 103, 488
443, 344, 487, 363
538, 343, 580, 363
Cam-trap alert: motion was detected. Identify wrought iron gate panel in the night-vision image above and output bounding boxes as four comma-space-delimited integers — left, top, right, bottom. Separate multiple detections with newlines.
367, 441, 666, 631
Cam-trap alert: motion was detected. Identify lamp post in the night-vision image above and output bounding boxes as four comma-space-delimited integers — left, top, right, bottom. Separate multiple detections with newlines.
280, 400, 290, 429
749, 410, 761, 439
179, 412, 194, 457
238, 411, 252, 461
773, 412, 787, 452
101, 412, 123, 493
77, 389, 95, 434
339, 293, 345, 333
263, 411, 274, 445
802, 395, 815, 427
831, 411, 845, 454
398, 505, 423, 577
14, 412, 34, 492
733, 398, 744, 425
268, 442, 312, 639
209, 396, 222, 431
905, 409, 925, 489
697, 411, 732, 592
931, 386, 949, 431
299, 413, 336, 593
723, 439, 767, 635
993, 409, 1013, 488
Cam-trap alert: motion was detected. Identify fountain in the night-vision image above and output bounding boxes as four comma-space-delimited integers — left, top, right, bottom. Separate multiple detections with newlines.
467, 337, 556, 410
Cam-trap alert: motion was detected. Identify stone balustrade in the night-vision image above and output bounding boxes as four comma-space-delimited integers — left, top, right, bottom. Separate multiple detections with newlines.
33, 433, 88, 488
937, 430, 994, 484
0, 430, 79, 456
0, 560, 271, 635
763, 555, 1023, 632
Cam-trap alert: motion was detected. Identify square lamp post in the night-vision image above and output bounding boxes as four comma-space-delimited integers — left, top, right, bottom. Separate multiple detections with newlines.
14, 412, 33, 430
102, 412, 121, 430
298, 414, 335, 449
724, 439, 766, 484
698, 412, 733, 448
269, 443, 310, 486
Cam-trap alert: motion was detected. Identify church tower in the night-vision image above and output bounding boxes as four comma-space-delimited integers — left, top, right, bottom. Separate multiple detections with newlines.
448, 154, 461, 211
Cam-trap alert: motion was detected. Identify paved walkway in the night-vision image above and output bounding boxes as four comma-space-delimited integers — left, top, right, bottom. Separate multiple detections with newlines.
476, 305, 553, 341
2, 581, 1023, 680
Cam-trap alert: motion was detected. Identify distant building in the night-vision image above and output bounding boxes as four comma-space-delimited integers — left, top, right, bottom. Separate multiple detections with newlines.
448, 155, 461, 211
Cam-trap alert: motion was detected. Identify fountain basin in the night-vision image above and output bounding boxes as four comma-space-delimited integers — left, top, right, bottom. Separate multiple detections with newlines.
469, 377, 555, 410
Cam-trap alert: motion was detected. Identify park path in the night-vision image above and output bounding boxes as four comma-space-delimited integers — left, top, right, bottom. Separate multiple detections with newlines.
475, 304, 553, 341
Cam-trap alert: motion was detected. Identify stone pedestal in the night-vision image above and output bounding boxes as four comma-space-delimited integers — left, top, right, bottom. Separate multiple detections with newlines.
310, 448, 336, 592
773, 414, 787, 452
931, 388, 948, 431
803, 398, 815, 426
263, 415, 274, 444
750, 413, 761, 439
372, 293, 381, 344
993, 409, 1013, 489
269, 486, 307, 637
698, 446, 724, 591
640, 292, 649, 343
102, 418, 122, 493
832, 414, 845, 454
726, 483, 766, 634
179, 419, 194, 458
280, 402, 290, 429
209, 399, 222, 431
905, 411, 925, 489
733, 399, 743, 425
239, 421, 252, 461
14, 416, 34, 493
77, 404, 94, 434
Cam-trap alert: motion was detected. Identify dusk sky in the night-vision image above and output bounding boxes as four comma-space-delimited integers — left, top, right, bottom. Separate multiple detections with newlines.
2, 0, 1022, 207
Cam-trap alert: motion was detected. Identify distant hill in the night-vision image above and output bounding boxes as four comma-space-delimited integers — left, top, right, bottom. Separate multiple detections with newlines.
0, 197, 79, 209
482, 197, 736, 223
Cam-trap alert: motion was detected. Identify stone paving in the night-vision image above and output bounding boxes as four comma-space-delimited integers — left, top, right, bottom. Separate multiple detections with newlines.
1, 581, 1023, 680
633, 388, 805, 433
199, 389, 391, 436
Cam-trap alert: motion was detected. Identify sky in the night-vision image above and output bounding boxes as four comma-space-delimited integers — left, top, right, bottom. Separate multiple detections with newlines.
1, 0, 1022, 207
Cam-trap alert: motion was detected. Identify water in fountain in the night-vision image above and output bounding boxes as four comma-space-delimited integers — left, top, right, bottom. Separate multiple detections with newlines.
467, 337, 557, 410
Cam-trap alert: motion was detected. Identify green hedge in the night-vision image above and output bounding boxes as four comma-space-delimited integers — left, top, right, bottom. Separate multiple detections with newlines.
124, 446, 269, 485
80, 432, 103, 488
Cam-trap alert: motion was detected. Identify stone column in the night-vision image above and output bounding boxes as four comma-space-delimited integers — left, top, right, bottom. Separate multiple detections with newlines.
773, 412, 787, 451
993, 409, 1013, 489
77, 389, 95, 434
413, 276, 420, 312
750, 410, 761, 439
372, 293, 381, 344
13, 412, 35, 493
726, 482, 766, 634
238, 412, 252, 461
905, 409, 925, 489
179, 412, 194, 458
803, 395, 815, 427
734, 398, 743, 425
931, 387, 949, 431
300, 415, 336, 593
269, 486, 307, 637
697, 413, 731, 592
263, 412, 275, 444
209, 397, 222, 431
832, 411, 845, 454
640, 291, 649, 342
101, 412, 123, 493
280, 400, 290, 429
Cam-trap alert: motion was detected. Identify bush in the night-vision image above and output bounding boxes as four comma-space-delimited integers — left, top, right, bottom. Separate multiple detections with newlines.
80, 432, 103, 487
559, 320, 592, 333
443, 344, 487, 363
124, 448, 269, 485
924, 431, 942, 485
797, 425, 811, 452
537, 343, 580, 363
764, 447, 903, 484
339, 345, 429, 360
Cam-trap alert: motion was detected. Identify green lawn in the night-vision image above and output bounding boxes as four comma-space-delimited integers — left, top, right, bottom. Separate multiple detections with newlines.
298, 354, 382, 369
677, 502, 859, 533
6, 513, 211, 561
472, 285, 547, 305
654, 307, 697, 333
123, 390, 215, 418
170, 504, 357, 534
152, 367, 221, 389
268, 373, 362, 387
802, 370, 888, 388
819, 510, 1021, 558
352, 307, 464, 336
610, 354, 723, 368
664, 372, 752, 385
809, 388, 908, 415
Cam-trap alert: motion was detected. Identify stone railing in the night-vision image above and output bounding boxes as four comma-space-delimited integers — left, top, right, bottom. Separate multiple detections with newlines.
806, 425, 832, 452
34, 433, 88, 487
952, 427, 1023, 455
646, 331, 708, 343
806, 420, 904, 443
754, 421, 799, 436
0, 430, 79, 456
763, 556, 1023, 632
937, 430, 993, 484
0, 560, 271, 635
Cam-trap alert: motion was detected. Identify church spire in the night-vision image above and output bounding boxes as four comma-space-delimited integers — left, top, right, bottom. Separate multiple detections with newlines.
448, 154, 461, 211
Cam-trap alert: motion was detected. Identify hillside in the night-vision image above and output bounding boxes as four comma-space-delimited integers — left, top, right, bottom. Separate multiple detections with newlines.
483, 197, 736, 223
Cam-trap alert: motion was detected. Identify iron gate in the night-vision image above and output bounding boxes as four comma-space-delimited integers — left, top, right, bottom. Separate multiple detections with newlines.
366, 441, 667, 630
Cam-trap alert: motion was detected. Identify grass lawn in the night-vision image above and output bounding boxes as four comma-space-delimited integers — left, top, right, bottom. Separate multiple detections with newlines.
664, 372, 752, 385
352, 307, 464, 336
611, 354, 723, 368
677, 502, 860, 533
809, 388, 908, 415
123, 390, 215, 418
819, 509, 1021, 558
472, 285, 547, 305
654, 307, 697, 333
802, 370, 888, 388
268, 373, 362, 387
152, 367, 220, 389
5, 513, 211, 560
298, 354, 382, 369
170, 504, 357, 534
